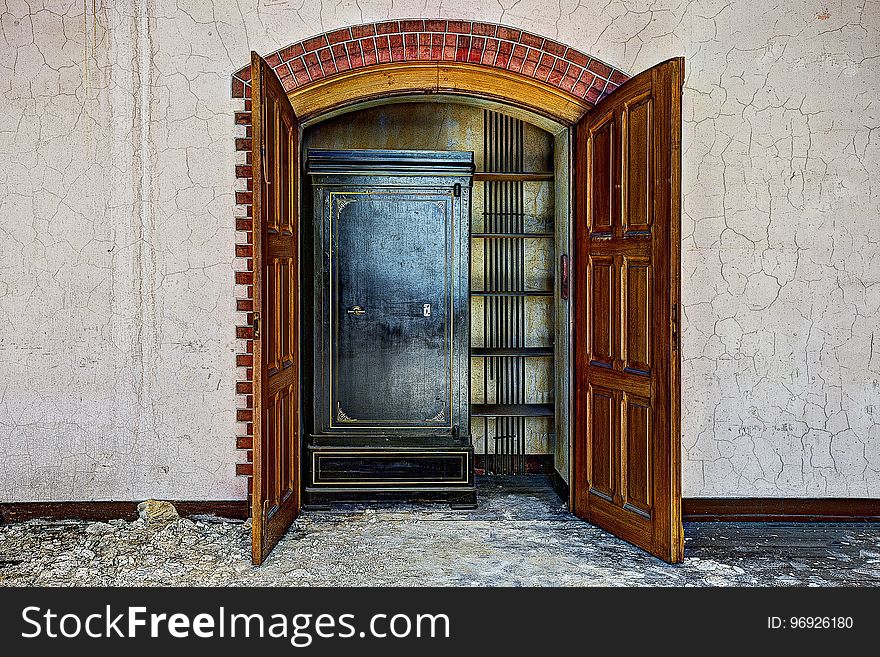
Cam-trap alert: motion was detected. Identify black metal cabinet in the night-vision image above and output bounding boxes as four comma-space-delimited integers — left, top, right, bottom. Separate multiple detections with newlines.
305, 149, 475, 505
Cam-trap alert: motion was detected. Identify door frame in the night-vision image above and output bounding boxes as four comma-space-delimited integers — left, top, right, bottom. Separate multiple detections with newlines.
233, 51, 682, 562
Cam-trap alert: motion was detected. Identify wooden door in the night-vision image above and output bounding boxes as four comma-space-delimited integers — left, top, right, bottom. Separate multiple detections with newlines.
573, 58, 684, 563
250, 52, 301, 565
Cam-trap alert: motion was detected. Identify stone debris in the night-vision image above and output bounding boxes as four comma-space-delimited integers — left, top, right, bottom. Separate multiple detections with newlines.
0, 478, 878, 587
137, 500, 180, 530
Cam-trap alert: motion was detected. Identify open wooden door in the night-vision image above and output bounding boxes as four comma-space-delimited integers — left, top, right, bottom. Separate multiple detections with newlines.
250, 52, 301, 565
573, 58, 684, 563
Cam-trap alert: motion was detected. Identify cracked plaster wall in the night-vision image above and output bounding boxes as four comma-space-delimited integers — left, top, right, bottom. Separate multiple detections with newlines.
0, 0, 878, 500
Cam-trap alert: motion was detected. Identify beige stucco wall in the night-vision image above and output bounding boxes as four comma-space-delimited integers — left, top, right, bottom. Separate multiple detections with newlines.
1, 0, 877, 500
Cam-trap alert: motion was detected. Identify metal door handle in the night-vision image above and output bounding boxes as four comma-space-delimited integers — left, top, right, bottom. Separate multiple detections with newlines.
347, 305, 366, 316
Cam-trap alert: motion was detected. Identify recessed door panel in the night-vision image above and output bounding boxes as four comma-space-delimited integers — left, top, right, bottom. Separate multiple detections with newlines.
330, 192, 452, 428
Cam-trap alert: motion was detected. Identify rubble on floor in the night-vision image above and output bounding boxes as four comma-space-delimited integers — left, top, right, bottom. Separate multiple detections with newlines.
1, 477, 878, 587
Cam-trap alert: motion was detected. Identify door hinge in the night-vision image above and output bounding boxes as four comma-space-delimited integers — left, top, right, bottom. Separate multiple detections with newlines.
253, 312, 260, 339
671, 303, 678, 352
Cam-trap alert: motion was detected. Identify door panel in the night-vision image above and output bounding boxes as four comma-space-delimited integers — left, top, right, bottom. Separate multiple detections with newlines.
331, 192, 452, 428
251, 51, 301, 565
573, 58, 683, 563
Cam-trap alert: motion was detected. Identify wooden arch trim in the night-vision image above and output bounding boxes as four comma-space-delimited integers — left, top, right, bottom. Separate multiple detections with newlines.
231, 19, 631, 495
232, 19, 629, 119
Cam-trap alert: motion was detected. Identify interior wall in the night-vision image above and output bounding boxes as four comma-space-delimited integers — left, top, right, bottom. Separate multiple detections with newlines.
2, 1, 877, 500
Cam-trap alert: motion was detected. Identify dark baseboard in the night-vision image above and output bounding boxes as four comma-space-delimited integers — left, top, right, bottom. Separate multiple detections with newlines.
682, 498, 880, 522
5, 497, 878, 524
549, 468, 570, 504
0, 500, 249, 524
474, 453, 553, 474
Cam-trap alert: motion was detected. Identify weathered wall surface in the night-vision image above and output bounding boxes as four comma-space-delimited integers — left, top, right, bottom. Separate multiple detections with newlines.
1, 0, 878, 500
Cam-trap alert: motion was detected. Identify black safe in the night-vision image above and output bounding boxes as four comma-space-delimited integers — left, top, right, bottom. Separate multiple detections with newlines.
304, 149, 475, 505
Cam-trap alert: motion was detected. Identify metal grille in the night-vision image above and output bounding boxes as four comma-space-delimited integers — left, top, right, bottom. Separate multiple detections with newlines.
480, 110, 526, 474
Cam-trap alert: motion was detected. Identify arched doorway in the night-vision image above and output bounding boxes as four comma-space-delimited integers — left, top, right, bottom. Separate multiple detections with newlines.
234, 21, 683, 566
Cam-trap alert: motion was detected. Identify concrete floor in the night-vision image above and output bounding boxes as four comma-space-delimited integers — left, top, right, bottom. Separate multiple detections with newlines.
1, 476, 879, 586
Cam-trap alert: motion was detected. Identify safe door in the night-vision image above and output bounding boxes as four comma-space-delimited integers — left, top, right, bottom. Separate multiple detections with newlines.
306, 149, 475, 503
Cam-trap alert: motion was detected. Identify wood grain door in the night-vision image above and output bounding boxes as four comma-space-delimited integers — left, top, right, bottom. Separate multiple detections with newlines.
250, 52, 301, 565
573, 58, 684, 563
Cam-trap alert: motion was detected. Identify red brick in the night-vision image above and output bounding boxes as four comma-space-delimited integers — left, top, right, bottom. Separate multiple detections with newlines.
351, 24, 375, 38
360, 38, 377, 66
375, 20, 399, 35
418, 33, 432, 59
534, 53, 555, 81
245, 450, 252, 463
468, 36, 484, 63
543, 39, 566, 57
375, 35, 391, 63
472, 22, 496, 36
236, 408, 253, 422
521, 48, 541, 76
508, 43, 528, 72
559, 64, 583, 92
495, 40, 513, 68
317, 47, 337, 75
236, 381, 253, 395
279, 43, 304, 61
587, 58, 612, 79
235, 463, 253, 476
265, 52, 282, 67
327, 27, 351, 44
548, 58, 568, 85
400, 19, 424, 32
332, 43, 350, 72
430, 33, 444, 59
235, 271, 253, 286
610, 69, 628, 85
236, 354, 253, 367
425, 19, 447, 32
236, 301, 253, 315
572, 73, 592, 98
302, 35, 328, 52
496, 26, 521, 41
275, 63, 292, 80
349, 40, 365, 68
236, 326, 254, 340
404, 33, 418, 60
482, 37, 499, 65
235, 65, 251, 81
455, 35, 471, 62
585, 85, 602, 104
566, 48, 589, 68
442, 34, 457, 60
245, 422, 253, 436
520, 31, 543, 48
290, 57, 310, 85
234, 112, 250, 125
235, 191, 252, 205
390, 34, 405, 61
236, 436, 253, 450
235, 218, 252, 232
244, 98, 251, 111
234, 164, 251, 178
447, 20, 471, 34
231, 77, 245, 98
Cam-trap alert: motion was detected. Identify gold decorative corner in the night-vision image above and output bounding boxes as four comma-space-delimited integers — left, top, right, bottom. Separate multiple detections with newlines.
337, 402, 355, 422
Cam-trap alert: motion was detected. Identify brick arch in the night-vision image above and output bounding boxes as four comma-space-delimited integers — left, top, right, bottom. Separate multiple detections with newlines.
231, 19, 629, 107
230, 20, 630, 489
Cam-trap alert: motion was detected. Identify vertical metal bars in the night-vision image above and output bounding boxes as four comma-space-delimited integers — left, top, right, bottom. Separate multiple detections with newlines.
479, 110, 526, 475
